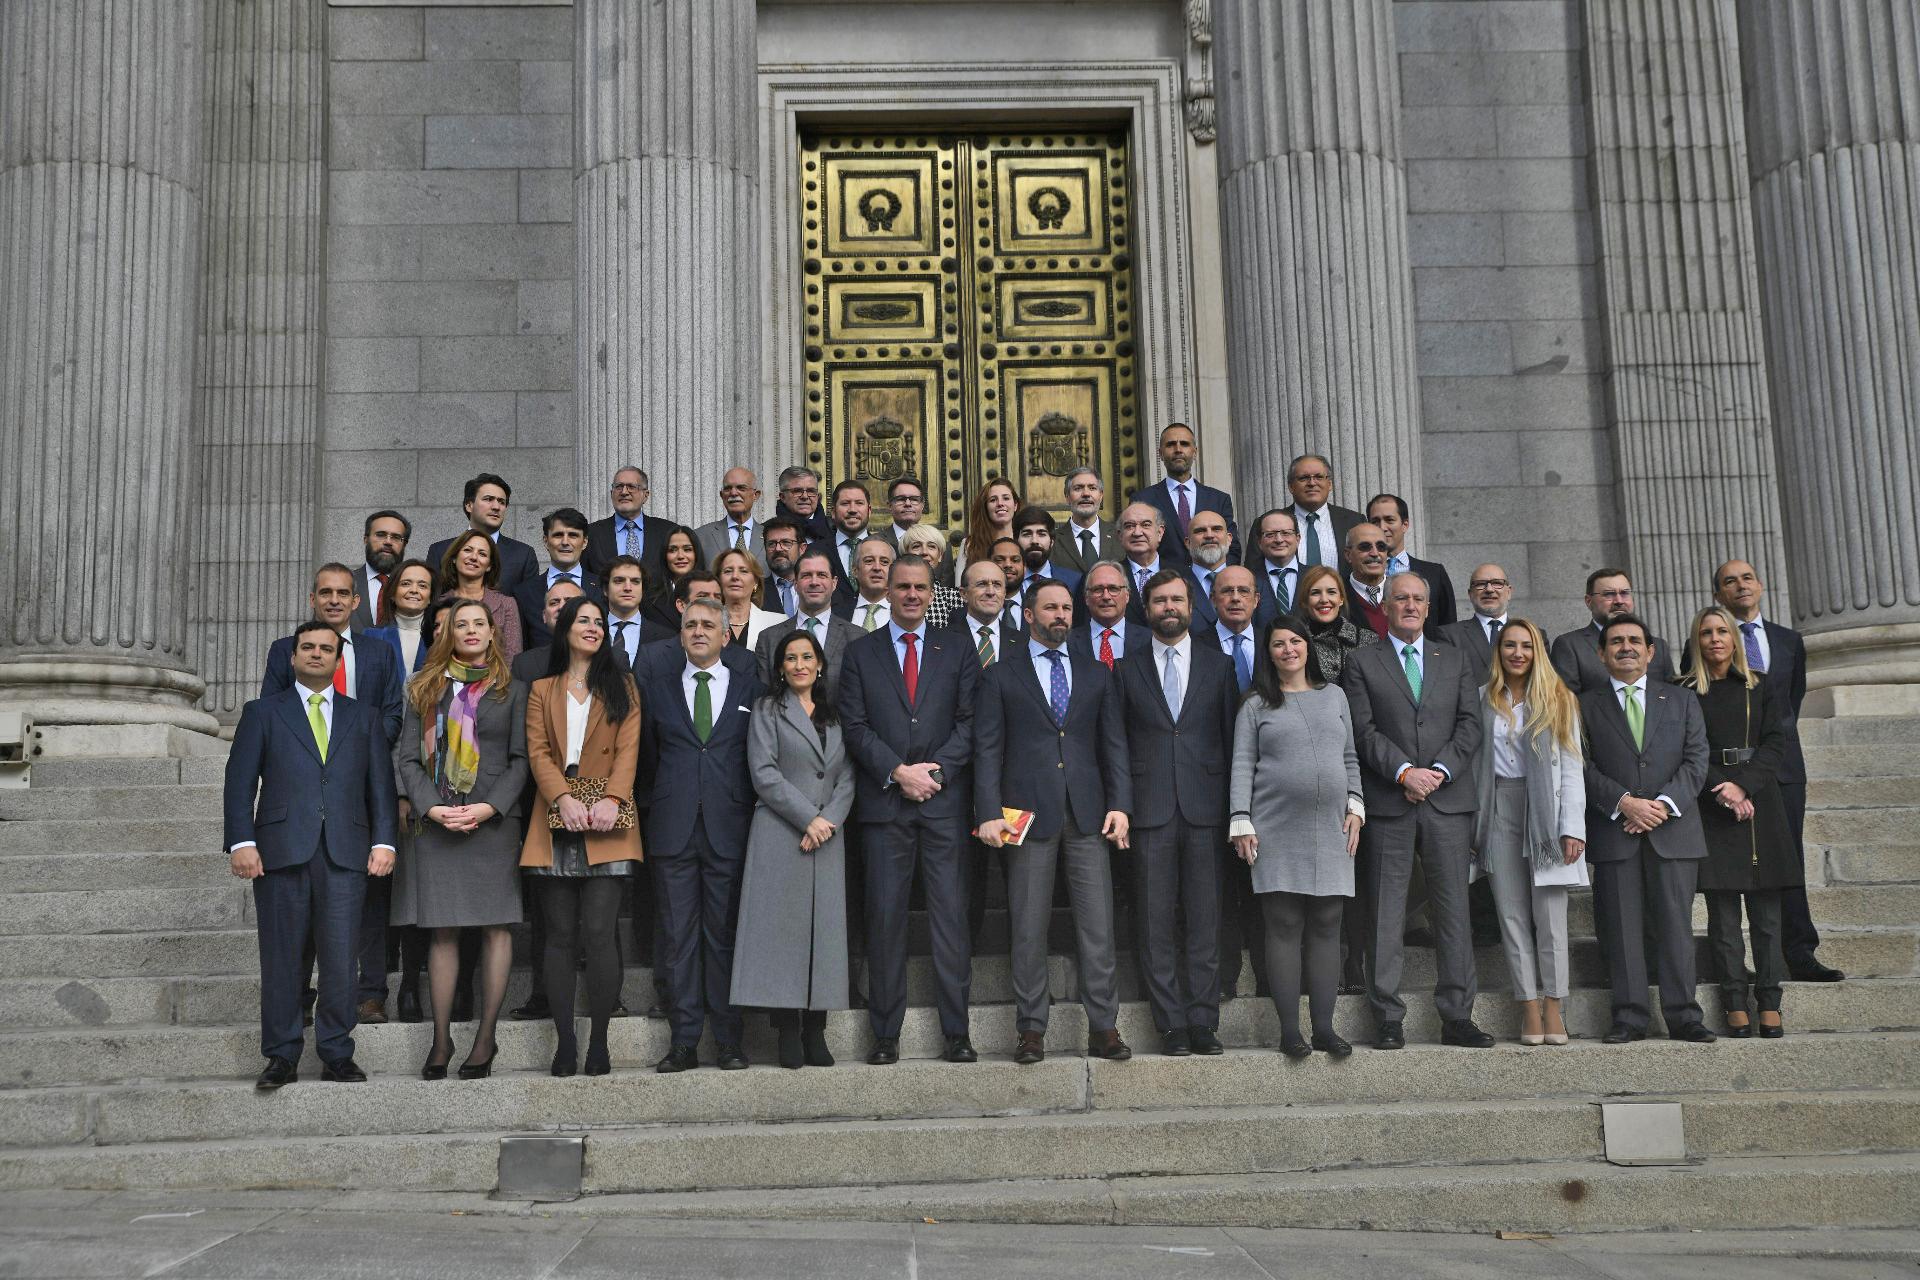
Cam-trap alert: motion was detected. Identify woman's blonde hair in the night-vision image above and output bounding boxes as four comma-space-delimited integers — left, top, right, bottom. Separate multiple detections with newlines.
407, 598, 511, 721
1679, 603, 1756, 694
1484, 617, 1582, 755
899, 521, 947, 562
1296, 564, 1347, 612
711, 546, 766, 608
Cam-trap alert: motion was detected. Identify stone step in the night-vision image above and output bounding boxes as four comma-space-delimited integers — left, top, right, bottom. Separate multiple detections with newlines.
0, 930, 258, 981
0, 819, 220, 856
1815, 842, 1920, 885
1802, 744, 1920, 778
551, 1152, 1920, 1232
1, 851, 232, 894
25, 757, 229, 790
0, 784, 226, 822
1805, 808, 1920, 846
1807, 776, 1920, 810
0, 887, 253, 937
1563, 882, 1920, 933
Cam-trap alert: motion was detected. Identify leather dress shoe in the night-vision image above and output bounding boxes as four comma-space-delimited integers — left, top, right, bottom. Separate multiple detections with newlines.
1279, 1034, 1312, 1060
1160, 1028, 1192, 1057
1440, 1018, 1494, 1048
1790, 960, 1844, 983
716, 1043, 749, 1070
1087, 1028, 1131, 1061
1601, 1022, 1646, 1045
356, 998, 388, 1025
654, 1044, 699, 1073
509, 995, 550, 1021
1311, 1032, 1353, 1058
321, 1058, 367, 1083
1013, 1030, 1045, 1065
1670, 1021, 1717, 1043
1188, 1027, 1224, 1056
611, 1000, 631, 1019
644, 1003, 667, 1020
1374, 1020, 1405, 1050
867, 1037, 900, 1066
943, 1035, 978, 1064
255, 1057, 298, 1091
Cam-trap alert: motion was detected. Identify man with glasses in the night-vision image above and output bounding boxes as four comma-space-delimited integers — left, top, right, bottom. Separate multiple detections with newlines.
1342, 523, 1394, 640
1069, 561, 1149, 667
1247, 508, 1305, 620
1550, 568, 1675, 694
586, 466, 674, 580
1284, 453, 1362, 571
1439, 565, 1514, 673
759, 518, 805, 619
773, 465, 831, 543
694, 468, 766, 570
876, 475, 953, 586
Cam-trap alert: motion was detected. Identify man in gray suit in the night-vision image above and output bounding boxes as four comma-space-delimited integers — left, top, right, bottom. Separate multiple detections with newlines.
755, 548, 860, 700
1050, 466, 1118, 575
1341, 571, 1491, 1050
1579, 614, 1715, 1044
693, 467, 767, 571
1437, 563, 1512, 677
1550, 567, 1675, 694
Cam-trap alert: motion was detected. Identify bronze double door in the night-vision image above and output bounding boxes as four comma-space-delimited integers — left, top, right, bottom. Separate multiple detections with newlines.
799, 127, 1142, 535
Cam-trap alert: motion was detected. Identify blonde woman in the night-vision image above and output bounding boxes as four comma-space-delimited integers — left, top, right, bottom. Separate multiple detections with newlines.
1681, 605, 1798, 1038
899, 522, 963, 627
713, 546, 788, 650
1471, 618, 1586, 1045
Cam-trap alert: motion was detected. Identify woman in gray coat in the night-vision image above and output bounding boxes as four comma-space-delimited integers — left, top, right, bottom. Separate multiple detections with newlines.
730, 629, 855, 1068
1229, 615, 1365, 1060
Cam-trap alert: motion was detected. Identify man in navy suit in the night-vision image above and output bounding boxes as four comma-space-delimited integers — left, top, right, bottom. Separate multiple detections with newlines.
1247, 508, 1307, 619
640, 600, 764, 1072
225, 621, 398, 1089
583, 466, 676, 580
426, 472, 540, 592
840, 554, 981, 1064
1130, 423, 1238, 567
807, 478, 874, 611
1367, 493, 1458, 632
1714, 559, 1839, 982
512, 507, 605, 652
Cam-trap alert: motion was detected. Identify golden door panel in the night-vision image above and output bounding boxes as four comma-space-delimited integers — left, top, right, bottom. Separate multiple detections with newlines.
802, 128, 1138, 534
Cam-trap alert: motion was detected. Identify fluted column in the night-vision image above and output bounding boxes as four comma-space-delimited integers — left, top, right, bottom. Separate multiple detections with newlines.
1211, 0, 1423, 517
1583, 0, 1789, 642
1739, 0, 1920, 686
575, 0, 758, 522
190, 0, 326, 723
0, 0, 216, 733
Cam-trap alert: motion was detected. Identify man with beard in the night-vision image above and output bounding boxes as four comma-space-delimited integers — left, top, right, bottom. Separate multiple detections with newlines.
760, 517, 804, 618
350, 511, 411, 631
1182, 509, 1233, 631
1130, 423, 1239, 567
811, 479, 874, 610
1011, 506, 1082, 619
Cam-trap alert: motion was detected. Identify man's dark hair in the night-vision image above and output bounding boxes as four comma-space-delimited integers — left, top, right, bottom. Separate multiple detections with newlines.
989, 535, 1023, 556
1600, 612, 1651, 646
795, 547, 836, 576
832, 477, 871, 503
888, 553, 933, 585
541, 506, 589, 536
1287, 453, 1334, 482
604, 554, 646, 582
464, 472, 512, 506
292, 619, 341, 651
762, 516, 803, 545
674, 569, 720, 605
363, 509, 412, 541
1023, 577, 1074, 614
1366, 493, 1410, 522
888, 475, 925, 500
1586, 566, 1632, 595
1012, 504, 1056, 535
1254, 507, 1299, 539
1142, 568, 1192, 607
311, 562, 356, 592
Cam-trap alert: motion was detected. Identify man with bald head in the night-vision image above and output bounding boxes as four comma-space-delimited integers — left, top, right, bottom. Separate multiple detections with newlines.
1118, 501, 1169, 620
1438, 564, 1514, 676
694, 466, 767, 570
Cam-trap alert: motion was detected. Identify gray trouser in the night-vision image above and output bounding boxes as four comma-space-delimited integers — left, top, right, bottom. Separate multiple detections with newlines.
1363, 805, 1477, 1024
1485, 777, 1571, 1000
1593, 850, 1703, 1032
1008, 828, 1119, 1033
1705, 888, 1786, 1013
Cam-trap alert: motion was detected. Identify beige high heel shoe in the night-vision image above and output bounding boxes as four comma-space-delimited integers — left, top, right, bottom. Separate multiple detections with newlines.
1542, 996, 1569, 1045
1518, 998, 1545, 1046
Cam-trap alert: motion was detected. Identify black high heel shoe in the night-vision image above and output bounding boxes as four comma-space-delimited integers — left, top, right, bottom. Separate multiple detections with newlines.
583, 1043, 611, 1076
1279, 1034, 1312, 1060
457, 1040, 496, 1080
1311, 1031, 1354, 1058
551, 1046, 578, 1077
1724, 1010, 1753, 1039
421, 1037, 453, 1081
1758, 1011, 1785, 1039
801, 1010, 835, 1067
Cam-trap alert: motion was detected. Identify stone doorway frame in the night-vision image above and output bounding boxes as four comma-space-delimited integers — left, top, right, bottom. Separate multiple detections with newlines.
757, 62, 1199, 487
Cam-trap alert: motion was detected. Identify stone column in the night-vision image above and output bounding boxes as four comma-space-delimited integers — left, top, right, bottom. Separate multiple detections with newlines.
0, 0, 216, 737
1210, 0, 1423, 519
1582, 0, 1789, 642
1739, 0, 1920, 686
575, 0, 759, 523
190, 0, 327, 722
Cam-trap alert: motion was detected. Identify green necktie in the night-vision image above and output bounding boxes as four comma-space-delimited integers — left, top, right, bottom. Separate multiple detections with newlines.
861, 602, 881, 632
1401, 643, 1422, 702
1623, 683, 1644, 749
977, 623, 995, 667
693, 670, 713, 743
307, 691, 329, 762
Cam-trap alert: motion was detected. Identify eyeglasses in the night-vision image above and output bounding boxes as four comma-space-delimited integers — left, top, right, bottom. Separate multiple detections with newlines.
1592, 589, 1633, 600
1349, 541, 1390, 553
1292, 472, 1330, 484
1085, 584, 1126, 594
611, 482, 647, 493
1470, 578, 1509, 590
781, 485, 818, 497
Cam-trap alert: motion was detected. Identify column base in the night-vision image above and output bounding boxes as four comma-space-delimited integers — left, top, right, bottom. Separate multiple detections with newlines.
0, 656, 221, 752
1805, 623, 1920, 692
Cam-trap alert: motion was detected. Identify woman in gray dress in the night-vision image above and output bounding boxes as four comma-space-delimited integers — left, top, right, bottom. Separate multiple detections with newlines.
1229, 615, 1365, 1059
393, 599, 528, 1080
730, 629, 855, 1069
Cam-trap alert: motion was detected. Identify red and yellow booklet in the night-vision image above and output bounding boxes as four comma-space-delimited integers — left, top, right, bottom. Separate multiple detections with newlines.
974, 808, 1035, 846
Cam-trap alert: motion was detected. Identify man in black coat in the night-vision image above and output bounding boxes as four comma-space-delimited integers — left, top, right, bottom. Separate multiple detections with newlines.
1069, 561, 1150, 668
425, 472, 539, 592
638, 600, 764, 1072
1551, 568, 1676, 694
1111, 569, 1240, 1057
1436, 563, 1513, 677
807, 478, 874, 611
839, 554, 981, 1065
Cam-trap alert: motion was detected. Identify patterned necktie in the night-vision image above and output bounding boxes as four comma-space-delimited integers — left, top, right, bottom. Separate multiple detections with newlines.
1304, 511, 1321, 564
1740, 621, 1767, 673
307, 691, 329, 762
1488, 617, 1505, 645
778, 578, 796, 617
1401, 643, 1422, 701
1045, 649, 1069, 726
977, 623, 994, 667
1080, 529, 1095, 564
732, 524, 747, 552
1134, 564, 1149, 594
900, 632, 919, 705
803, 615, 819, 638
860, 602, 881, 632
693, 670, 713, 742
1232, 632, 1251, 692
1623, 683, 1644, 749
621, 521, 637, 556
1272, 567, 1290, 611
1161, 647, 1183, 719
1098, 628, 1115, 670
612, 619, 630, 660
1175, 484, 1192, 537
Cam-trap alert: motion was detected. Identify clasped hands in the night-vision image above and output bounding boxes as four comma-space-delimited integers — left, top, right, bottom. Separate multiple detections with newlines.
1711, 781, 1754, 822
800, 815, 836, 853
550, 795, 619, 834
891, 761, 943, 803
1398, 765, 1445, 806
1617, 795, 1671, 835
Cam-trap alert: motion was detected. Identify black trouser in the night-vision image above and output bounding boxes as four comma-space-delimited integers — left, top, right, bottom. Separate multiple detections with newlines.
1776, 782, 1823, 967
1705, 888, 1787, 1013
1217, 843, 1270, 998
1261, 891, 1343, 1041
654, 816, 747, 1047
538, 877, 624, 1052
864, 811, 972, 1040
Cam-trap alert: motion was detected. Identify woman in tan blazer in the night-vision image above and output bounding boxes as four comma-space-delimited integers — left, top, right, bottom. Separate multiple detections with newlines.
520, 596, 642, 1077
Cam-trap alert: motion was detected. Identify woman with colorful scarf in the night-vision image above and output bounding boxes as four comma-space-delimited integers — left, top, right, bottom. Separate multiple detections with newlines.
393, 598, 528, 1080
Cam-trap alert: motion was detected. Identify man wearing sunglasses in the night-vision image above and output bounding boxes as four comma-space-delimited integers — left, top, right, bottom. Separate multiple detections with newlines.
1342, 523, 1395, 640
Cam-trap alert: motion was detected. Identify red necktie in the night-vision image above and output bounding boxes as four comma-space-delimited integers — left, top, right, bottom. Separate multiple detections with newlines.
901, 632, 919, 706
1098, 628, 1115, 670
332, 651, 347, 694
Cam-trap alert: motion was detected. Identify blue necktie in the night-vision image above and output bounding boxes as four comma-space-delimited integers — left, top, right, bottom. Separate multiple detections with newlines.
1231, 632, 1251, 692
1045, 649, 1069, 726
1740, 621, 1766, 674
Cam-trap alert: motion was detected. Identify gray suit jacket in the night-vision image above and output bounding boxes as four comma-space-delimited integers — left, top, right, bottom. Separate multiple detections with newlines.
693, 517, 767, 572
1050, 518, 1118, 575
1578, 679, 1708, 863
1340, 634, 1483, 819
1551, 623, 1675, 695
1438, 614, 1504, 683
754, 612, 862, 700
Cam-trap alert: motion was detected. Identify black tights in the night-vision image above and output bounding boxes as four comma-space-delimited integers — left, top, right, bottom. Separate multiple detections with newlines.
1261, 892, 1343, 1041
540, 878, 624, 1059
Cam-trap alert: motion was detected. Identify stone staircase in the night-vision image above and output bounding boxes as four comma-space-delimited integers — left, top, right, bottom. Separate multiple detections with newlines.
0, 702, 1917, 1232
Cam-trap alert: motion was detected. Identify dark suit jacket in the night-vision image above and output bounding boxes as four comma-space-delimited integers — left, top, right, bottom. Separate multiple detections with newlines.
1011, 565, 1086, 626
1131, 480, 1240, 567
1110, 640, 1239, 829
631, 635, 758, 686
1050, 518, 1118, 575
347, 564, 387, 633
1251, 558, 1307, 619
1340, 635, 1483, 819
943, 612, 1024, 668
261, 630, 403, 747
773, 499, 832, 545
1348, 593, 1390, 641
808, 531, 869, 611
754, 612, 862, 700
1182, 566, 1224, 632
1579, 679, 1708, 863
1068, 618, 1151, 666
1273, 502, 1363, 569
365, 622, 431, 677
839, 624, 979, 825
511, 568, 606, 652
1402, 554, 1459, 630
639, 663, 764, 857
222, 687, 398, 872
974, 647, 1130, 840
1437, 615, 1504, 685
583, 513, 676, 579
1551, 624, 1676, 696
426, 531, 539, 593
1759, 619, 1808, 785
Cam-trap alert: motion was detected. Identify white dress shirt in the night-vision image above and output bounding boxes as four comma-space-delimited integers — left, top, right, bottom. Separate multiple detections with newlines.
1089, 617, 1129, 661
1291, 503, 1340, 568
362, 564, 386, 621
1739, 612, 1773, 672
853, 596, 891, 632
1492, 700, 1527, 780
1349, 575, 1384, 609
1476, 613, 1509, 645
967, 615, 1002, 664
334, 627, 357, 698
889, 620, 928, 674
1150, 633, 1191, 715
1163, 478, 1195, 518
682, 659, 731, 722
564, 689, 592, 768
607, 611, 644, 665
